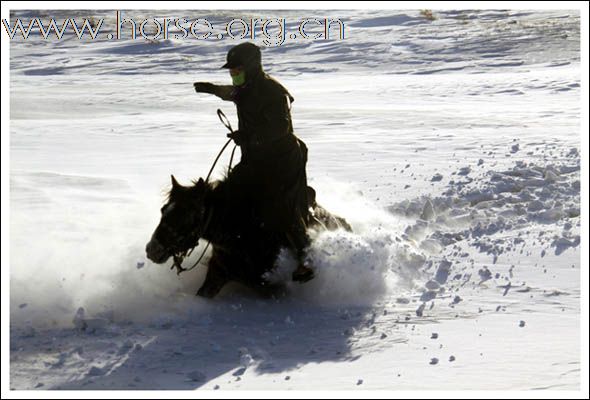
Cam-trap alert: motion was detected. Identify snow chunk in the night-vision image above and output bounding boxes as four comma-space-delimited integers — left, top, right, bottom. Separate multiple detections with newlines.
458, 166, 471, 176
551, 236, 580, 255
87, 366, 106, 377
435, 259, 452, 284
187, 370, 206, 382
431, 173, 443, 182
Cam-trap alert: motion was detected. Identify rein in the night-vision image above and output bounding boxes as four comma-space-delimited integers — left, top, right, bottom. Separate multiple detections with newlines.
171, 109, 237, 275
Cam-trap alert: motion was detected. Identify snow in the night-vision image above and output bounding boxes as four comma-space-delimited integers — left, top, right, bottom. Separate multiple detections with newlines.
7, 8, 583, 392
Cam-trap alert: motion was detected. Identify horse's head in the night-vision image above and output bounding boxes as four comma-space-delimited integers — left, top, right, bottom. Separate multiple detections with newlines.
146, 175, 209, 264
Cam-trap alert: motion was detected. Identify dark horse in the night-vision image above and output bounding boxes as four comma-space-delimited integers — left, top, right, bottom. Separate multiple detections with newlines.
146, 175, 351, 298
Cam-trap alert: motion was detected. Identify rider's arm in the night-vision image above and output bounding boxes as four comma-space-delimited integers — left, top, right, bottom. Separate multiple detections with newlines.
193, 82, 234, 102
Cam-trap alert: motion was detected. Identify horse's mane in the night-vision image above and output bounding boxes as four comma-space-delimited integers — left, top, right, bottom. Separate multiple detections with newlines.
165, 178, 226, 203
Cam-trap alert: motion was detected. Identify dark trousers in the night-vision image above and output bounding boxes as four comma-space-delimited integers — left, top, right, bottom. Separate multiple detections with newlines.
225, 137, 311, 260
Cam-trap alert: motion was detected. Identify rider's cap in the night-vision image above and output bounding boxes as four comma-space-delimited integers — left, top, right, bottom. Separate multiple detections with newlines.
222, 42, 261, 69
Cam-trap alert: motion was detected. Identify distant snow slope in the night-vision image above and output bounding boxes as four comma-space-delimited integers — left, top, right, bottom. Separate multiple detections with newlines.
9, 9, 580, 390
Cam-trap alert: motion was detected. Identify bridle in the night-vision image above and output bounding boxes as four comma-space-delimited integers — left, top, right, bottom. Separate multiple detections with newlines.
169, 207, 213, 275
168, 109, 237, 275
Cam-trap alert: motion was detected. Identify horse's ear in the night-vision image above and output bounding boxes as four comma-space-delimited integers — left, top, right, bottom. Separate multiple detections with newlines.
197, 177, 205, 187
171, 174, 180, 188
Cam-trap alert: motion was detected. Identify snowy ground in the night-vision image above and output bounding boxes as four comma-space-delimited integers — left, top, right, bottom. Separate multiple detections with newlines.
7, 9, 583, 391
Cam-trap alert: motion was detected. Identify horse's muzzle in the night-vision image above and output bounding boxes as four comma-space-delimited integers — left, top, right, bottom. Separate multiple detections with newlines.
145, 238, 170, 264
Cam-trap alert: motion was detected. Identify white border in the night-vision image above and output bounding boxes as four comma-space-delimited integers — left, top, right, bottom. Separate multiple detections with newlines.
1, 1, 588, 399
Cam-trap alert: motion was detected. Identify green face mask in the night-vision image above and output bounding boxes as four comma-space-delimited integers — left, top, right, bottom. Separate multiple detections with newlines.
231, 71, 246, 86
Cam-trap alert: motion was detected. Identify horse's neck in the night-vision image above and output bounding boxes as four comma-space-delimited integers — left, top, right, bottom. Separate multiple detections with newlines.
200, 180, 230, 243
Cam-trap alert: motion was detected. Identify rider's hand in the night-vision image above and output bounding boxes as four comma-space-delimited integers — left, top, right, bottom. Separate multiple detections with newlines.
227, 130, 246, 146
194, 82, 215, 94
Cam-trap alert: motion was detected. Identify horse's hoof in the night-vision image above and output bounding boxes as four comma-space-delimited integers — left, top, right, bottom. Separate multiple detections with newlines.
196, 285, 217, 298
292, 265, 315, 283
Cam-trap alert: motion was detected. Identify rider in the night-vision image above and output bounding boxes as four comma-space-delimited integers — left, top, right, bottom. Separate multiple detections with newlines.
193, 42, 314, 283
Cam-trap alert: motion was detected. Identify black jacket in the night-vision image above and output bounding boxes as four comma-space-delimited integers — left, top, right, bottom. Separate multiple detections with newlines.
206, 73, 308, 231
211, 70, 296, 163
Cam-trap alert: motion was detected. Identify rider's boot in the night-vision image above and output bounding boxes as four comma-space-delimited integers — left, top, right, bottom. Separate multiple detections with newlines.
286, 224, 315, 283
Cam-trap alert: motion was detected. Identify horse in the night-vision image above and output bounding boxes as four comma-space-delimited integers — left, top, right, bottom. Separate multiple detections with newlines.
146, 175, 351, 298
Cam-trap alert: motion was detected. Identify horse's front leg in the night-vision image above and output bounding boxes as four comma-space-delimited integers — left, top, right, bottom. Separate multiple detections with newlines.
196, 252, 229, 298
